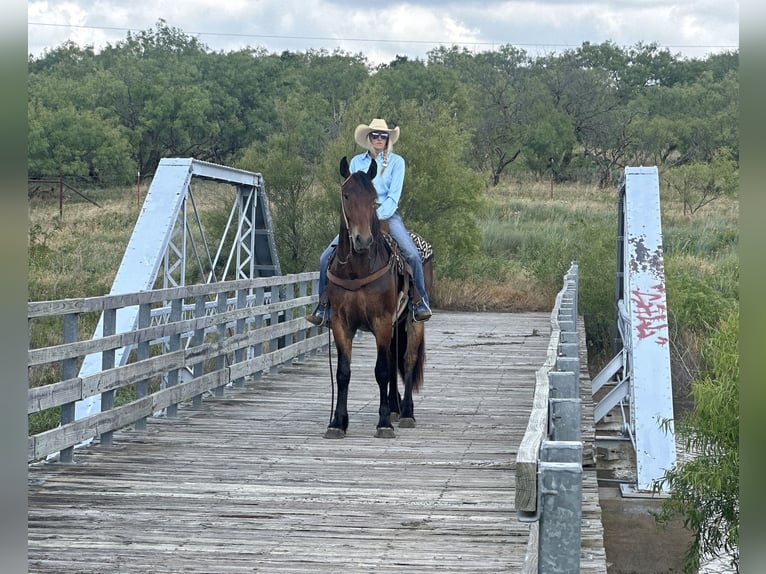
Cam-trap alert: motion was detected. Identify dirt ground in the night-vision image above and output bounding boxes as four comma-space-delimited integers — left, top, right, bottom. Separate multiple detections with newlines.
599, 484, 693, 574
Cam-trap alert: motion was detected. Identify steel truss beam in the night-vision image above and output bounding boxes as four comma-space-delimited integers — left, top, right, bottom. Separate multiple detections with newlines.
593, 166, 676, 494
73, 158, 281, 431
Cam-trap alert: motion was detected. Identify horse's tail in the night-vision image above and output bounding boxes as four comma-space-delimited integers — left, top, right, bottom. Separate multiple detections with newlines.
411, 331, 426, 393
405, 321, 426, 393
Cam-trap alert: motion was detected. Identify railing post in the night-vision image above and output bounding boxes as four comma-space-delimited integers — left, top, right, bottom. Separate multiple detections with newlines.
548, 398, 582, 442
309, 276, 320, 341
214, 291, 228, 397
538, 458, 582, 573
284, 282, 295, 363
548, 371, 578, 399
233, 287, 247, 387
166, 297, 182, 415
296, 280, 308, 362
100, 307, 116, 447
134, 302, 151, 431
59, 312, 78, 463
191, 295, 206, 407
250, 286, 265, 382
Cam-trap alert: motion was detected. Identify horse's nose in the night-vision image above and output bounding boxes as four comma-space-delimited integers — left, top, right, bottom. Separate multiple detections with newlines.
352, 231, 373, 252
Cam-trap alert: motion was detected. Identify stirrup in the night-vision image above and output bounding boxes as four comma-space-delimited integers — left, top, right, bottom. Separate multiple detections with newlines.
306, 303, 330, 326
413, 299, 432, 322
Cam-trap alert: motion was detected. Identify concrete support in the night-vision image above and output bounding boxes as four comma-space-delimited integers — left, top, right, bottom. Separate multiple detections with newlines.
538, 460, 583, 573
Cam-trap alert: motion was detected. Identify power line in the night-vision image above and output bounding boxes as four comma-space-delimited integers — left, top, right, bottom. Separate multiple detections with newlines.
28, 21, 738, 52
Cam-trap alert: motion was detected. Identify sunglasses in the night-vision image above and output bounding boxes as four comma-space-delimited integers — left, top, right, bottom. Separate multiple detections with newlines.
369, 132, 389, 140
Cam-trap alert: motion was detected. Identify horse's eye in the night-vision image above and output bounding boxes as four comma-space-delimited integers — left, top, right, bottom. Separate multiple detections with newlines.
342, 193, 349, 201
373, 202, 380, 209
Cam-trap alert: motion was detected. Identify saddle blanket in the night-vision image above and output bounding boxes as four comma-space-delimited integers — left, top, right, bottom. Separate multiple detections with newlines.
409, 231, 433, 263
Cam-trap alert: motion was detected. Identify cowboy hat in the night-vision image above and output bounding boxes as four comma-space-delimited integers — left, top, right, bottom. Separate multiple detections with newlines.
354, 118, 400, 148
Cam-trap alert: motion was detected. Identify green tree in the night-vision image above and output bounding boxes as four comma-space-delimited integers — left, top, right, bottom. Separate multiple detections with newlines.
236, 90, 331, 273
637, 69, 738, 167
393, 100, 484, 276
28, 71, 134, 183
663, 148, 738, 215
654, 307, 739, 573
96, 20, 218, 175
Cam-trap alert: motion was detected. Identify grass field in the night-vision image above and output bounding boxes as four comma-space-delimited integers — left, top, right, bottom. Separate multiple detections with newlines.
28, 175, 738, 394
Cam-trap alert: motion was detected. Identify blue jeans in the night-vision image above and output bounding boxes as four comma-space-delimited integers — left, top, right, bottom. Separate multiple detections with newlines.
318, 213, 429, 305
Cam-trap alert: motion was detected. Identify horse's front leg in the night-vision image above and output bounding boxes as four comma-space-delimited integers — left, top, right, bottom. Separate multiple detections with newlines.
325, 332, 353, 439
388, 369, 401, 423
374, 339, 396, 439
388, 335, 402, 422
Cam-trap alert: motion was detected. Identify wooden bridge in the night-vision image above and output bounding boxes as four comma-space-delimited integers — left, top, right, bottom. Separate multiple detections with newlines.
28, 310, 607, 573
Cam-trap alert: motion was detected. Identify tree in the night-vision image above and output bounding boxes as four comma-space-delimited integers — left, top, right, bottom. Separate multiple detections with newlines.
28, 71, 134, 183
663, 148, 738, 215
393, 100, 484, 274
654, 307, 739, 573
236, 90, 331, 273
96, 20, 218, 176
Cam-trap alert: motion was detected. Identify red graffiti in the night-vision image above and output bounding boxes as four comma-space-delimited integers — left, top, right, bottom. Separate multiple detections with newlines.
630, 284, 668, 345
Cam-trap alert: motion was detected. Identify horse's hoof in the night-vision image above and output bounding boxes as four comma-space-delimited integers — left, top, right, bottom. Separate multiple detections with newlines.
398, 417, 416, 428
374, 426, 396, 439
324, 427, 345, 439
390, 412, 400, 422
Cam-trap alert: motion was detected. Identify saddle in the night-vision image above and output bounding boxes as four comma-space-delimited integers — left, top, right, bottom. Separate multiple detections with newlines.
381, 231, 432, 323
327, 231, 432, 324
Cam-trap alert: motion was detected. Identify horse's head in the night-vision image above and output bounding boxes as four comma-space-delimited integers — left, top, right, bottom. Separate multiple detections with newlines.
339, 156, 379, 253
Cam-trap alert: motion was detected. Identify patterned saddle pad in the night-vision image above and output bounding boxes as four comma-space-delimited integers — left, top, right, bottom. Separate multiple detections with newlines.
409, 231, 433, 263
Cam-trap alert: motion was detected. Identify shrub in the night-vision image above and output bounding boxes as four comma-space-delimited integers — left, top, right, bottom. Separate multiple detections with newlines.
654, 306, 739, 573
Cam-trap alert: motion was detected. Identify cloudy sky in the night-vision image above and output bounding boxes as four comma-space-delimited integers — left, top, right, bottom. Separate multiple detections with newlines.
28, 0, 739, 64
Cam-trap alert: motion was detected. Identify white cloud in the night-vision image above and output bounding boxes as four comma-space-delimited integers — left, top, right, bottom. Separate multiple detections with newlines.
27, 0, 739, 63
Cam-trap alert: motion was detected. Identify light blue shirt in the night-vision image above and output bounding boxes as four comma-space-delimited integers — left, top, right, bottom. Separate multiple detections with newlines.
349, 151, 405, 221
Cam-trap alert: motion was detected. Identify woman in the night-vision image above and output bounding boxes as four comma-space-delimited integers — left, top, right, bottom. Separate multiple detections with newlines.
307, 118, 432, 326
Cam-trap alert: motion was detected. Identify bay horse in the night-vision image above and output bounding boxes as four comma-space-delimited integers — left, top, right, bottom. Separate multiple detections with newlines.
324, 156, 432, 439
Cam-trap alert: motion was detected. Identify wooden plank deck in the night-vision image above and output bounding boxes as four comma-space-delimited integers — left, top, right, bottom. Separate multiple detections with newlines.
28, 311, 607, 573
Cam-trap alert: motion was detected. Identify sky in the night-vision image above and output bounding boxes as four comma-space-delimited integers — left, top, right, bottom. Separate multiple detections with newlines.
28, 1, 739, 65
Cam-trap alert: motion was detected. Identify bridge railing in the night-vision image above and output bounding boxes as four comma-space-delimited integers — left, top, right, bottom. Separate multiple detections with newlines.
27, 273, 324, 464
516, 262, 583, 573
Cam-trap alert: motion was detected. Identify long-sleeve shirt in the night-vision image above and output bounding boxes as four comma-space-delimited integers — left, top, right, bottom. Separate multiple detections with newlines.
349, 151, 405, 221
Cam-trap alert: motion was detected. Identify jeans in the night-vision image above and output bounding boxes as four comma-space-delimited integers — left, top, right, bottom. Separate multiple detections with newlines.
318, 213, 429, 305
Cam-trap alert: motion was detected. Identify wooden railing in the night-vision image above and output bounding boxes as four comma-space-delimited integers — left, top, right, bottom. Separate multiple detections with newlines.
27, 273, 324, 464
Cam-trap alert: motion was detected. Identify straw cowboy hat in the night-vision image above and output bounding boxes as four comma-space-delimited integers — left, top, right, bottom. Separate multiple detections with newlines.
354, 118, 400, 149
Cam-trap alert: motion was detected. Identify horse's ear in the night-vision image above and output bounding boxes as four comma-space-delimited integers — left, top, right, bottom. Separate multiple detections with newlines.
367, 158, 377, 180
340, 156, 350, 179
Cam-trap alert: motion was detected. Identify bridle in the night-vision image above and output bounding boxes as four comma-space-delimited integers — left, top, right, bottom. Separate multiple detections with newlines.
330, 174, 391, 288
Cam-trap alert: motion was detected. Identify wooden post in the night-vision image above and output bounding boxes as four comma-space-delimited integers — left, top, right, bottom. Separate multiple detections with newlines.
166, 298, 182, 416
192, 295, 206, 407
100, 307, 116, 447
134, 303, 151, 431
59, 312, 78, 463
58, 174, 64, 219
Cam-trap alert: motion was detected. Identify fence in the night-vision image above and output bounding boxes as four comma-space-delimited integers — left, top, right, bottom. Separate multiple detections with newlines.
516, 262, 583, 573
27, 273, 324, 464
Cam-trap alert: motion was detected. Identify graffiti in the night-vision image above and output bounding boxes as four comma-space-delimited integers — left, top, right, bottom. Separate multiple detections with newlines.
630, 284, 669, 345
